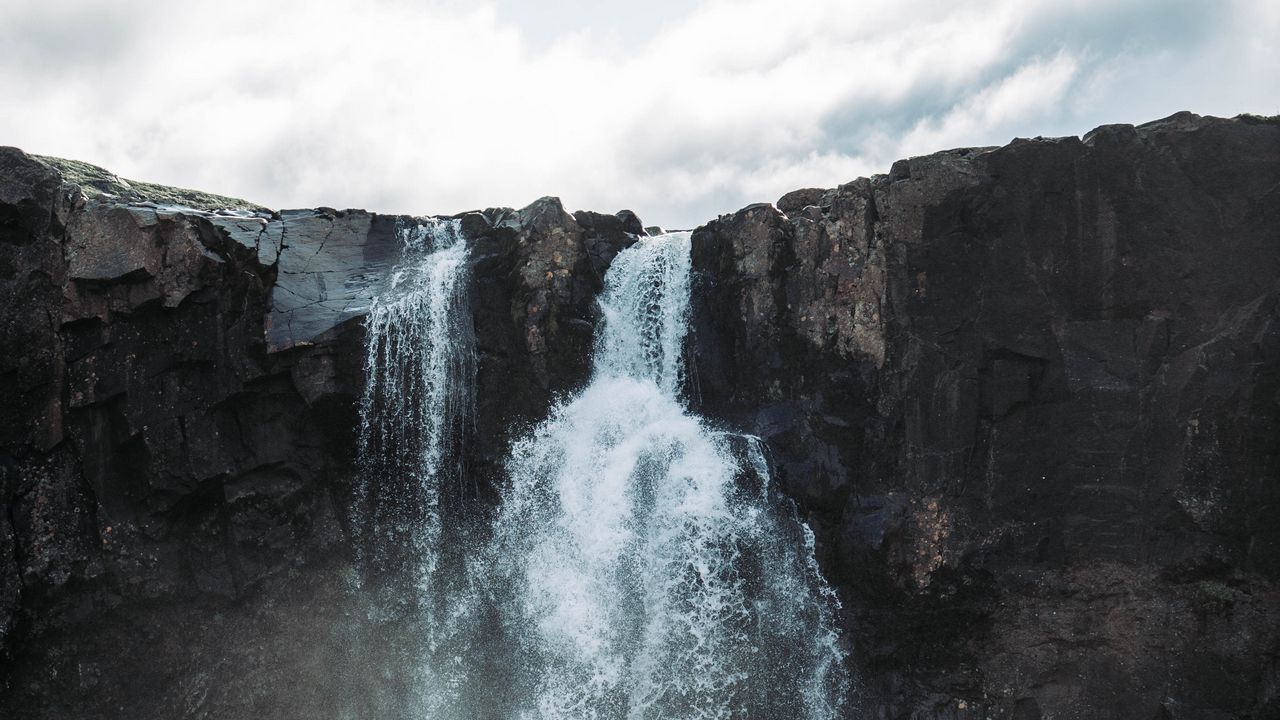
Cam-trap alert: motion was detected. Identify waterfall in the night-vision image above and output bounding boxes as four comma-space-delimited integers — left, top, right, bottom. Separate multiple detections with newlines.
354, 217, 478, 716
357, 217, 473, 579
488, 232, 849, 719
354, 224, 848, 719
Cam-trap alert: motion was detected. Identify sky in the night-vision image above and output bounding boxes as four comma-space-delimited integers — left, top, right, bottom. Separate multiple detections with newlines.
1, 0, 1277, 228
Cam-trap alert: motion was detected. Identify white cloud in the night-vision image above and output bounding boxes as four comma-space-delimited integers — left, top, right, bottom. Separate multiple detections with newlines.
895, 52, 1081, 156
0, 0, 1276, 227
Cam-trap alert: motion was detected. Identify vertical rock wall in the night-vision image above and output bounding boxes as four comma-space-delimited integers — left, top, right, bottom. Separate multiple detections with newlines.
690, 112, 1280, 718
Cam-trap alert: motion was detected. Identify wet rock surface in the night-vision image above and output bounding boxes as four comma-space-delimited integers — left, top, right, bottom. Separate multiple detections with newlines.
1, 111, 1278, 719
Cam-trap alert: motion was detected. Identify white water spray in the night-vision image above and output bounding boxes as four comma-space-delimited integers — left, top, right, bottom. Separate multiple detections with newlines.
489, 232, 848, 719
354, 217, 477, 716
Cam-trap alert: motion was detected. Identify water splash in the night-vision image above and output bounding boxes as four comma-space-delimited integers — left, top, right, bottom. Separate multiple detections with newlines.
489, 232, 848, 718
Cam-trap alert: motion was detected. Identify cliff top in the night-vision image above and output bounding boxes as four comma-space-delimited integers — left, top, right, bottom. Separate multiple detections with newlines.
30, 153, 268, 213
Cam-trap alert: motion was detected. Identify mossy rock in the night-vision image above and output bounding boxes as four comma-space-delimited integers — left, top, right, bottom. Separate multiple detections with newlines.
34, 155, 269, 213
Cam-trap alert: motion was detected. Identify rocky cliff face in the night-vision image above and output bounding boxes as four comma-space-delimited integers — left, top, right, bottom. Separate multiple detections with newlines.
691, 112, 1280, 719
0, 156, 634, 717
1, 112, 1277, 719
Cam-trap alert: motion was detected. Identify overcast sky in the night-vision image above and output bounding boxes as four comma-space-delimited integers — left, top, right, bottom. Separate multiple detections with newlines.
2, 0, 1277, 227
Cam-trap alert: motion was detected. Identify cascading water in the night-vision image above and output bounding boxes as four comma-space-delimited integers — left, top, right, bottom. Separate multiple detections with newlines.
354, 217, 479, 716
487, 232, 849, 719
354, 223, 847, 718
357, 217, 473, 577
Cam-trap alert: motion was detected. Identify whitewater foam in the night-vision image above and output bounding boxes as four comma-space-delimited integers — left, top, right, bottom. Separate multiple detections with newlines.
488, 232, 848, 718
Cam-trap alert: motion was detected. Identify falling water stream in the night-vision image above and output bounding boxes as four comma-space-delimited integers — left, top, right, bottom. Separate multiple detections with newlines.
354, 217, 479, 715
357, 227, 848, 718
357, 217, 473, 582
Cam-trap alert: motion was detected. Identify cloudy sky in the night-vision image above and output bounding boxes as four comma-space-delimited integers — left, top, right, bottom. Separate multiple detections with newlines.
2, 0, 1277, 227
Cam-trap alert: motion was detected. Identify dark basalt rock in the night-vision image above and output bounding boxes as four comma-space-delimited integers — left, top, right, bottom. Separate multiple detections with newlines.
776, 186, 828, 213
0, 147, 638, 717
1, 111, 1278, 719
689, 112, 1280, 718
465, 197, 641, 497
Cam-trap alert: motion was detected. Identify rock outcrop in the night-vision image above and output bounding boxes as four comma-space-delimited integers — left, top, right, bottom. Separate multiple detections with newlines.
690, 112, 1280, 718
1, 111, 1278, 719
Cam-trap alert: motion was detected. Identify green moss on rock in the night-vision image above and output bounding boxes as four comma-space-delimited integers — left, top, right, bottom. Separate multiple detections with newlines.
34, 155, 269, 213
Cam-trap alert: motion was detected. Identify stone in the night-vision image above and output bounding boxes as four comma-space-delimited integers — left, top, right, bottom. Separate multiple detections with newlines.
266, 210, 383, 351
690, 112, 1280, 718
776, 186, 827, 213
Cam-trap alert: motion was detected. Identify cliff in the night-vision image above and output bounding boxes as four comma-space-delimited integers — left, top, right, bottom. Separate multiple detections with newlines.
1, 111, 1277, 718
